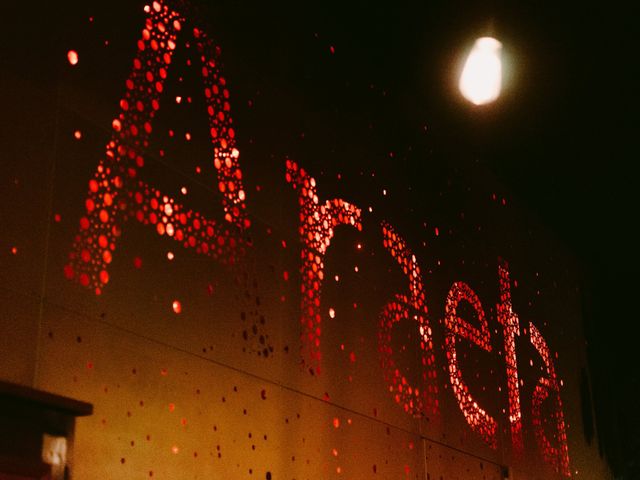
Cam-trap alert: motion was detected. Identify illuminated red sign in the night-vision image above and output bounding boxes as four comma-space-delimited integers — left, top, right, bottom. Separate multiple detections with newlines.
64, 1, 570, 475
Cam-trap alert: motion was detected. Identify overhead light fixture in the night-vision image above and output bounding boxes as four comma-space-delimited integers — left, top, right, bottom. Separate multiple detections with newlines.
459, 37, 503, 105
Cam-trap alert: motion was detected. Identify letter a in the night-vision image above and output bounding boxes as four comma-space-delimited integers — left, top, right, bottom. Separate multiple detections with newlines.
65, 0, 249, 295
378, 222, 438, 417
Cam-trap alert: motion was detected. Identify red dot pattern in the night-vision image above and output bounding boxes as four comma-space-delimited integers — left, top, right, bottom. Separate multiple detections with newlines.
497, 260, 523, 452
285, 160, 362, 375
378, 222, 438, 417
444, 281, 497, 448
529, 322, 571, 477
65, 1, 249, 294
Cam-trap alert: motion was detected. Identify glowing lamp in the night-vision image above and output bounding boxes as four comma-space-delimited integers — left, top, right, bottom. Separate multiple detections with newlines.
459, 37, 503, 105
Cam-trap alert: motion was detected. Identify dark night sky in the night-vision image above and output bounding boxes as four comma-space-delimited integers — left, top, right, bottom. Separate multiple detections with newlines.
2, 0, 638, 477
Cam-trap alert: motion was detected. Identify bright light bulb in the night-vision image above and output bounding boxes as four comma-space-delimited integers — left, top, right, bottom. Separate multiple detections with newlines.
459, 37, 502, 105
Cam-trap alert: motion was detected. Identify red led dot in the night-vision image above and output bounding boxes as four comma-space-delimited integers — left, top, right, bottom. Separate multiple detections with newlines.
172, 300, 182, 314
67, 50, 79, 65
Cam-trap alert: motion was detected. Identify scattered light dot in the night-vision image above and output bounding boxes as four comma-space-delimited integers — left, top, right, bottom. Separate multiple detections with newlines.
172, 300, 182, 314
329, 308, 336, 319
67, 50, 79, 65
167, 251, 174, 260
74, 130, 82, 139
175, 96, 182, 103
10, 246, 18, 255
181, 187, 187, 195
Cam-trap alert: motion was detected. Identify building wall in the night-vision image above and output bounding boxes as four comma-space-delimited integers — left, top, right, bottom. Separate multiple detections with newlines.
0, 1, 610, 478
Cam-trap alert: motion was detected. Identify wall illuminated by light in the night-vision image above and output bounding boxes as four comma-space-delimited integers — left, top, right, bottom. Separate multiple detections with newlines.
0, 1, 607, 479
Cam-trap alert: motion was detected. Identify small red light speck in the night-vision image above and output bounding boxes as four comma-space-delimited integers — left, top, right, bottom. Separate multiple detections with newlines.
54, 213, 61, 222
172, 300, 182, 314
329, 46, 335, 54
333, 417, 340, 428
10, 246, 18, 255
329, 308, 335, 319
67, 50, 79, 65
74, 130, 82, 139
133, 257, 142, 269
